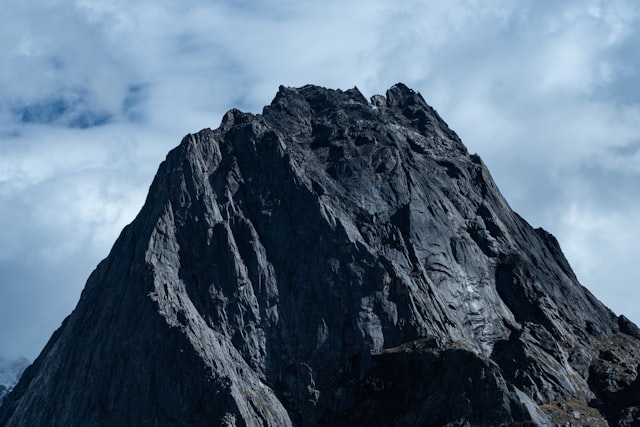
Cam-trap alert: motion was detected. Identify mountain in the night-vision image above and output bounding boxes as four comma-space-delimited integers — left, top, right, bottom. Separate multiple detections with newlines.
2, 83, 640, 426
0, 357, 29, 406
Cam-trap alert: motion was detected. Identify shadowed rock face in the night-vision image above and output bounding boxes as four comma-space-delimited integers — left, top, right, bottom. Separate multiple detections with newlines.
1, 83, 639, 426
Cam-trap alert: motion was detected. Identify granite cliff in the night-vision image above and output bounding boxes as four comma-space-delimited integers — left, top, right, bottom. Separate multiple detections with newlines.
2, 84, 640, 426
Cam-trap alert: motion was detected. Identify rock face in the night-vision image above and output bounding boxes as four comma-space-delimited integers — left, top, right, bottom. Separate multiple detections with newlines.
0, 358, 29, 406
2, 83, 640, 426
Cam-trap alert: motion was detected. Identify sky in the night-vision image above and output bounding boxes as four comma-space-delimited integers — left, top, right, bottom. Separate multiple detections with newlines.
1, 0, 639, 361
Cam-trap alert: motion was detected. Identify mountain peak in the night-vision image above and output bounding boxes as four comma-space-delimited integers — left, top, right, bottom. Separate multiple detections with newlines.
2, 84, 639, 426
385, 82, 420, 104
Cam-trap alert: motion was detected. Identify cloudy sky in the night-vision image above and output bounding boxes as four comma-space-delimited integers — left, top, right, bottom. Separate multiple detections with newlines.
1, 0, 639, 360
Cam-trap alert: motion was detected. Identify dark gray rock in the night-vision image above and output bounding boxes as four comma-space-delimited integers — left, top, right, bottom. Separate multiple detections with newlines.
2, 83, 639, 426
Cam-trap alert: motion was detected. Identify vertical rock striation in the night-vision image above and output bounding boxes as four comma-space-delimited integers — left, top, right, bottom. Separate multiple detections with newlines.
2, 83, 639, 426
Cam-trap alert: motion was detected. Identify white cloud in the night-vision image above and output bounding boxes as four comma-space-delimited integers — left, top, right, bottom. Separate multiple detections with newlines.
560, 197, 640, 320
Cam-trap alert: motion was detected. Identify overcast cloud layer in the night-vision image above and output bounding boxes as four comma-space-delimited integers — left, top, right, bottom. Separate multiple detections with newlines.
1, 0, 639, 360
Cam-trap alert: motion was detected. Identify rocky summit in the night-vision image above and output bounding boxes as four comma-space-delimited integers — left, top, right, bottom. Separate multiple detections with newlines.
2, 83, 640, 426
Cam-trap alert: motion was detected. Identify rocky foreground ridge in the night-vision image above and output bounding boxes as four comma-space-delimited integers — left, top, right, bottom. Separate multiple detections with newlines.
2, 83, 640, 426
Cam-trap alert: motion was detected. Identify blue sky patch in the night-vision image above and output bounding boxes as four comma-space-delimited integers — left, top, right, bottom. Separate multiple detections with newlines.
14, 89, 112, 129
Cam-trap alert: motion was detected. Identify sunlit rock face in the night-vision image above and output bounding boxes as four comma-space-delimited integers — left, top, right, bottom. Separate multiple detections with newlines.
2, 83, 640, 426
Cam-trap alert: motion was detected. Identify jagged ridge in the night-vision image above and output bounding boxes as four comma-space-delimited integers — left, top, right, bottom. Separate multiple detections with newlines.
2, 83, 640, 426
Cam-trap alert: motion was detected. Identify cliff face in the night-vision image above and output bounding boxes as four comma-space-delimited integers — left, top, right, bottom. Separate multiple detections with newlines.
2, 83, 639, 426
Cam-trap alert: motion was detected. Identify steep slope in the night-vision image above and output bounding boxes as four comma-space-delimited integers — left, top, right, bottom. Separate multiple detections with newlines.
2, 84, 640, 426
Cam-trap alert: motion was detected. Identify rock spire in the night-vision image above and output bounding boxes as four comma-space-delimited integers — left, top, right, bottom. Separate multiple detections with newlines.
2, 83, 639, 426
